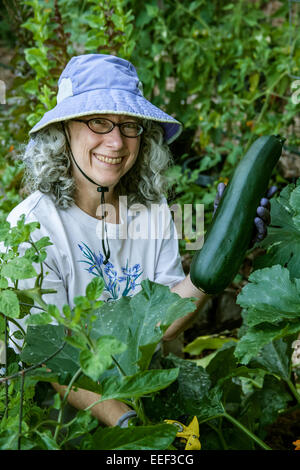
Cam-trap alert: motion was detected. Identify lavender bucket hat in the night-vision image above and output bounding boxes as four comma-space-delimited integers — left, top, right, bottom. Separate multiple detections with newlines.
29, 54, 182, 144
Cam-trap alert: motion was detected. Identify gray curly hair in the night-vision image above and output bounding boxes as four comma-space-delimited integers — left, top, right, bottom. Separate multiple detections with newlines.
21, 119, 174, 208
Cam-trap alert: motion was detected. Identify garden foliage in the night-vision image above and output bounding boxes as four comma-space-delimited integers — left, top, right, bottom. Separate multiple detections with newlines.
1, 0, 300, 222
0, 0, 300, 450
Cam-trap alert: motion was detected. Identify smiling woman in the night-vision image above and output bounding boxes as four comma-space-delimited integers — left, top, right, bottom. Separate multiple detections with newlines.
6, 53, 272, 430
22, 115, 173, 209
7, 53, 208, 429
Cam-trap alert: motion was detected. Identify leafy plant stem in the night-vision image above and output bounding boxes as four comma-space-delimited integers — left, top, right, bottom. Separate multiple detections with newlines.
17, 370, 25, 450
84, 332, 96, 352
278, 403, 300, 415
54, 367, 82, 443
222, 412, 272, 450
7, 317, 26, 339
234, 0, 243, 37
0, 342, 66, 383
132, 397, 149, 425
207, 421, 228, 450
175, 1, 210, 32
29, 238, 44, 288
31, 419, 63, 433
19, 302, 45, 311
286, 378, 300, 405
111, 354, 127, 377
243, 71, 288, 152
4, 316, 8, 419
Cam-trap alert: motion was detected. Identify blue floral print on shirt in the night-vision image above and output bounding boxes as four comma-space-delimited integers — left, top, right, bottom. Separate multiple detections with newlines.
77, 242, 143, 301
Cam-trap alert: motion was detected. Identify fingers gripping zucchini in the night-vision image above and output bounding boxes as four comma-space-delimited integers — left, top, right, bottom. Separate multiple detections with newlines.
190, 135, 283, 295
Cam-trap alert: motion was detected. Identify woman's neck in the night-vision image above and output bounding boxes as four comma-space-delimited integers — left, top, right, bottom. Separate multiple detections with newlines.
75, 184, 120, 223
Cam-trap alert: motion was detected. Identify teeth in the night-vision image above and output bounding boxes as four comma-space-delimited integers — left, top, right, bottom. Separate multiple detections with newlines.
93, 153, 122, 164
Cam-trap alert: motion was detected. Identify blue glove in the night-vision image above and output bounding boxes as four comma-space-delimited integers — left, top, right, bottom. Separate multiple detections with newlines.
213, 182, 277, 245
116, 410, 138, 428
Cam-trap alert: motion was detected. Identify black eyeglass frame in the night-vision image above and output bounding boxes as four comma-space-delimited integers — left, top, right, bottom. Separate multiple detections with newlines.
71, 117, 144, 138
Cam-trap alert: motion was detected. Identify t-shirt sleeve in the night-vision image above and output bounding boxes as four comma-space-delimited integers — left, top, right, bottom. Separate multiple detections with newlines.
153, 201, 186, 288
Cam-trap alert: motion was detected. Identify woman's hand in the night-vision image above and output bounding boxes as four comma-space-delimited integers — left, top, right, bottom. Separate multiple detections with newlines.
213, 182, 277, 245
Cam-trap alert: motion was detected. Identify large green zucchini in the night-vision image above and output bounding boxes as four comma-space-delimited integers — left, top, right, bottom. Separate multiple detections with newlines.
190, 135, 284, 295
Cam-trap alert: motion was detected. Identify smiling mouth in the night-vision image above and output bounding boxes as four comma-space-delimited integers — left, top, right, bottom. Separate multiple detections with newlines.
93, 153, 124, 165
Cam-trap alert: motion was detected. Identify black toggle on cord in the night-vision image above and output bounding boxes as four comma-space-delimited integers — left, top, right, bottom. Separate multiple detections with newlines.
61, 123, 111, 264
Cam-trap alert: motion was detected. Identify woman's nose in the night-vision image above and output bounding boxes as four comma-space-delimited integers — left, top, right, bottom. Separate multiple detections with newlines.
103, 126, 124, 149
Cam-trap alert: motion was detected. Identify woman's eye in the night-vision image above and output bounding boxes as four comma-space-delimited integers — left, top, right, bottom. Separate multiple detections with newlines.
123, 123, 138, 129
92, 119, 107, 125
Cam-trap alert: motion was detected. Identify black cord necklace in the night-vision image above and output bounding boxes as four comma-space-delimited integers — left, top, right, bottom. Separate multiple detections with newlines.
61, 123, 111, 264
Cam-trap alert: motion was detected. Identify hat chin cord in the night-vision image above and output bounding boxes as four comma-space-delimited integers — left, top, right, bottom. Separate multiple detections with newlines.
61, 123, 111, 265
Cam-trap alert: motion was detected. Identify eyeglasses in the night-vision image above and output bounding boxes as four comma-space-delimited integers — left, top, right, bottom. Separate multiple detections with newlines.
72, 117, 144, 138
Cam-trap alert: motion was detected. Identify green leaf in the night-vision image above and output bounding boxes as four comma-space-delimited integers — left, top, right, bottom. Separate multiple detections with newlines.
35, 430, 60, 450
193, 350, 219, 368
24, 367, 60, 387
0, 221, 11, 242
73, 295, 91, 309
136, 10, 153, 28
21, 325, 80, 380
249, 72, 260, 93
65, 334, 87, 350
91, 280, 196, 375
143, 354, 222, 422
206, 343, 239, 386
23, 79, 38, 95
237, 265, 300, 327
47, 304, 61, 321
234, 320, 300, 364
1, 256, 37, 280
3, 215, 40, 247
0, 277, 8, 289
24, 246, 46, 264
98, 368, 179, 401
0, 289, 20, 318
61, 410, 97, 444
33, 236, 52, 250
79, 336, 126, 382
0, 430, 19, 450
254, 182, 300, 279
53, 393, 61, 410
91, 424, 177, 450
25, 311, 53, 325
227, 366, 268, 386
12, 330, 24, 340
0, 429, 35, 450
24, 47, 49, 75
195, 386, 225, 422
250, 338, 293, 381
184, 334, 237, 355
145, 4, 159, 18
243, 375, 292, 435
85, 277, 104, 301
290, 183, 300, 229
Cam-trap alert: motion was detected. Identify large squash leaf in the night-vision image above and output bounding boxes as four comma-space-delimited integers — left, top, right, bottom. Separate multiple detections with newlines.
91, 279, 196, 375
254, 181, 300, 279
235, 265, 300, 364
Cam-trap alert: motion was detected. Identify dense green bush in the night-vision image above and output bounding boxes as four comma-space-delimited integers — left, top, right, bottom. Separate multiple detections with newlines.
1, 0, 299, 226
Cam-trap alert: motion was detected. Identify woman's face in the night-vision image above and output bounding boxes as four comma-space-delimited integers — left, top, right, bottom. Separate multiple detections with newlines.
67, 114, 141, 190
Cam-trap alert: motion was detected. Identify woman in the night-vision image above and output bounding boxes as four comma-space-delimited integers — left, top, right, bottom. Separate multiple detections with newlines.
7, 54, 272, 427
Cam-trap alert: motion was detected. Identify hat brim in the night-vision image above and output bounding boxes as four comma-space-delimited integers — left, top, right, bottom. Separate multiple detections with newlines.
29, 88, 182, 144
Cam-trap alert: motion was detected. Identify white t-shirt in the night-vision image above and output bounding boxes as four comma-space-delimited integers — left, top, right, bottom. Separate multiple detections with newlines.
4, 190, 185, 335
